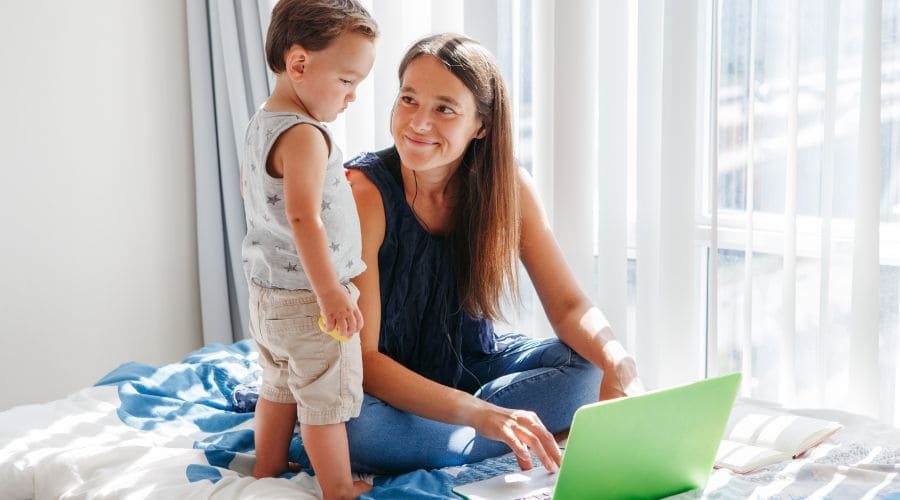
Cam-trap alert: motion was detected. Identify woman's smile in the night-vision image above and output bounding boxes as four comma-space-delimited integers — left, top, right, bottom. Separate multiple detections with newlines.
404, 134, 437, 147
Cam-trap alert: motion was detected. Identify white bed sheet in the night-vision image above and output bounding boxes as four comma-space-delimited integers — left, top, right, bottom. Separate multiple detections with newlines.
0, 384, 325, 499
673, 399, 900, 499
2, 339, 899, 500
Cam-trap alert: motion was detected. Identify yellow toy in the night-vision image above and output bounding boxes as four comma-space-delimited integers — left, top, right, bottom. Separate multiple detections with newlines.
318, 314, 351, 342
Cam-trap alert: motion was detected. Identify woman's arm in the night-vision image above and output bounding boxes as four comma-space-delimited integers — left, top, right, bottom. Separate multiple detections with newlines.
517, 169, 644, 399
347, 169, 560, 472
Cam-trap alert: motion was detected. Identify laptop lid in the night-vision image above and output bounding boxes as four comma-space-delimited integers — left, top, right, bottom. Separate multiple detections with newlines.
453, 373, 741, 500
552, 372, 741, 499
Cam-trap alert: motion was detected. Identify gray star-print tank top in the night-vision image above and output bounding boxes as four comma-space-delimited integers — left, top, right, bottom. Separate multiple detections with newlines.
241, 109, 365, 290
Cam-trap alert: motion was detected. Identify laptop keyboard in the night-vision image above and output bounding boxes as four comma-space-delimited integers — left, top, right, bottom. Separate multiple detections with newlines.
514, 487, 553, 500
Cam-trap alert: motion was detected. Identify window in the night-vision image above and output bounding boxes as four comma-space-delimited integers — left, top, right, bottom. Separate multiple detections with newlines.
708, 0, 900, 421
317, 0, 899, 424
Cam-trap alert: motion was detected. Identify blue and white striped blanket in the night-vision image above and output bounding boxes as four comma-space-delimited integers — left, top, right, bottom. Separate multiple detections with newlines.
0, 341, 521, 499
4, 341, 899, 498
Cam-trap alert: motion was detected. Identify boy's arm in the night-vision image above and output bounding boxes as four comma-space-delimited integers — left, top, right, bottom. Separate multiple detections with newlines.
272, 124, 361, 335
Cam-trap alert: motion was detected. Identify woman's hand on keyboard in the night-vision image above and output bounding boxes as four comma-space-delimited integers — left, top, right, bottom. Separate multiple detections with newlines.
472, 404, 562, 473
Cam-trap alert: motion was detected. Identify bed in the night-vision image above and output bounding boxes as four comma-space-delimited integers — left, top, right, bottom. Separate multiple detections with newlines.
1, 341, 899, 499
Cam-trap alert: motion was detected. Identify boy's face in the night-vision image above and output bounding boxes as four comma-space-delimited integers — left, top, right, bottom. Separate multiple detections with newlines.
292, 33, 375, 123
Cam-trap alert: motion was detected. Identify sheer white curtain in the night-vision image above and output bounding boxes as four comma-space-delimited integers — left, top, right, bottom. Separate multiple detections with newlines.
200, 0, 899, 424
702, 0, 898, 424
186, 0, 273, 344
497, 0, 896, 424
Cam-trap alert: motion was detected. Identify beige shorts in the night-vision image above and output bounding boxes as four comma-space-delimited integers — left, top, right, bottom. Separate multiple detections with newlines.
248, 281, 363, 425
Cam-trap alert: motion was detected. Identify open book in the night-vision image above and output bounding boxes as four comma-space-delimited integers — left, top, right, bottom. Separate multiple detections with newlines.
714, 403, 843, 474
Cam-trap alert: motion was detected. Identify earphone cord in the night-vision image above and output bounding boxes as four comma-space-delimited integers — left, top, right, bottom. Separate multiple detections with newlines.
445, 329, 485, 391
412, 171, 485, 391
410, 171, 431, 233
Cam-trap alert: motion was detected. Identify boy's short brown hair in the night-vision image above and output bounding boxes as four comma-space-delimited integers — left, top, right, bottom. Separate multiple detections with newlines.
266, 0, 379, 73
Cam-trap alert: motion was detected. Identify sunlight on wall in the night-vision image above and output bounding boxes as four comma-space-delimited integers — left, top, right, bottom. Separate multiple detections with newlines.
0, 0, 202, 410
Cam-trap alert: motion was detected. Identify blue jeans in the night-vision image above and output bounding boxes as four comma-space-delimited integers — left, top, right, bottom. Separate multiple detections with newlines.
344, 336, 603, 474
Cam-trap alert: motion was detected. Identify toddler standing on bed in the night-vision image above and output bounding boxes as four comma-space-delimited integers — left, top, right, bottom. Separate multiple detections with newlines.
239, 0, 377, 497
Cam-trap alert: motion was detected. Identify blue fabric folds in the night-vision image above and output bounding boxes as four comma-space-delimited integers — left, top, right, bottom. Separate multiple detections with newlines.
95, 340, 519, 498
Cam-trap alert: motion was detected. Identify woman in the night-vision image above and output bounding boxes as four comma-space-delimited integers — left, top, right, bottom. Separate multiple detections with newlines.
344, 33, 643, 475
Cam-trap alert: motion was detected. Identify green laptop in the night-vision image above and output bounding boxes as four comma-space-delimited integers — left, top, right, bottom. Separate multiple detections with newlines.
453, 373, 741, 500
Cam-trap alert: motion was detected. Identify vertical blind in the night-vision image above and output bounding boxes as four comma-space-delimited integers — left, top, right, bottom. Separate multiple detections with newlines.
707, 0, 896, 423
245, 0, 899, 424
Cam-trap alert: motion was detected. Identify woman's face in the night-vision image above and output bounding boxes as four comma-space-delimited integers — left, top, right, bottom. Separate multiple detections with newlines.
391, 55, 486, 174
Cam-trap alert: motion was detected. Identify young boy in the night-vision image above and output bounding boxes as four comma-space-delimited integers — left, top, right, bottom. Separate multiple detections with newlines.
240, 0, 377, 497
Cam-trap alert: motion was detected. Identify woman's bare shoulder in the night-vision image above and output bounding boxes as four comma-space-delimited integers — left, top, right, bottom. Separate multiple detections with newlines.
347, 168, 386, 236
515, 166, 546, 223
347, 168, 381, 203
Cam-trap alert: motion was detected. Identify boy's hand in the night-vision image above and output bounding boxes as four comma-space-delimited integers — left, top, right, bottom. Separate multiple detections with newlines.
317, 285, 363, 338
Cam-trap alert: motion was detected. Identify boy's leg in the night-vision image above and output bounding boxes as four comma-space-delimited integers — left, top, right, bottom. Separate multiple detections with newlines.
252, 397, 300, 478
302, 422, 371, 499
247, 283, 303, 478
292, 283, 365, 495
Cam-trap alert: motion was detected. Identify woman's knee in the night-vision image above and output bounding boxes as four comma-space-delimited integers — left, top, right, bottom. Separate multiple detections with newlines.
571, 349, 603, 391
540, 339, 603, 382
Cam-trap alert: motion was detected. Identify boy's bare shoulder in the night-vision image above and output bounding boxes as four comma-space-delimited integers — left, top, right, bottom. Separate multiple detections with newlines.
269, 122, 329, 174
261, 97, 329, 157
276, 122, 328, 150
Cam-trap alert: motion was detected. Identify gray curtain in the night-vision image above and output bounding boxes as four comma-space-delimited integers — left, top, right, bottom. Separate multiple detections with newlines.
186, 0, 273, 344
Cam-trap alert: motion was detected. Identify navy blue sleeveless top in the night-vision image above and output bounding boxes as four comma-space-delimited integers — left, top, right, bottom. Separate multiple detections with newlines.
346, 148, 496, 390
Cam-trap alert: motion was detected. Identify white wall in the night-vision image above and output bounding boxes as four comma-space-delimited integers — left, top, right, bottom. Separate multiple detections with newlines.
0, 1, 202, 410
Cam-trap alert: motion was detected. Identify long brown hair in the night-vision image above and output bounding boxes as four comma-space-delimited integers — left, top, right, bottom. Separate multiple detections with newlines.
398, 34, 520, 321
